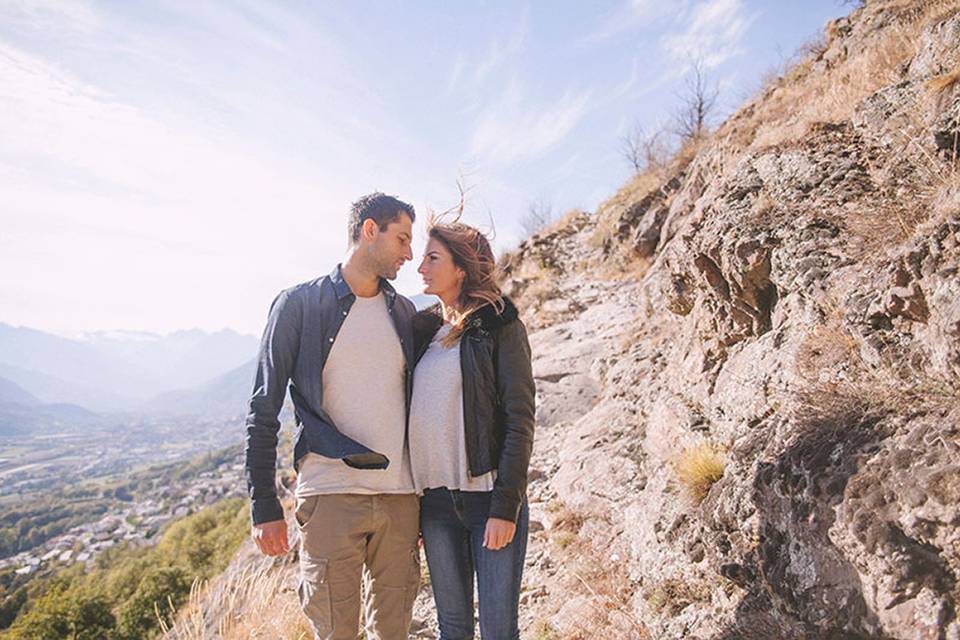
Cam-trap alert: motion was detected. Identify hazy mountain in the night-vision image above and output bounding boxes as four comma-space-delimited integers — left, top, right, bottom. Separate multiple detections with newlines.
144, 359, 256, 418
0, 362, 135, 411
410, 294, 438, 310
0, 375, 40, 406
0, 324, 258, 411
0, 403, 104, 437
0, 393, 103, 437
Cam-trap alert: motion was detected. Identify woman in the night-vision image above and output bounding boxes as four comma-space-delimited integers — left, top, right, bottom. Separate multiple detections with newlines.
410, 217, 535, 640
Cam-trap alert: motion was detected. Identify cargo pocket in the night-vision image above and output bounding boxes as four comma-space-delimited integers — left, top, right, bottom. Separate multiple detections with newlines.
298, 556, 333, 637
295, 495, 320, 530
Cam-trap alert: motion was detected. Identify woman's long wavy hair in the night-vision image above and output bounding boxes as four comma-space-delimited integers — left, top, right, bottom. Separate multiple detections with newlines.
428, 202, 504, 347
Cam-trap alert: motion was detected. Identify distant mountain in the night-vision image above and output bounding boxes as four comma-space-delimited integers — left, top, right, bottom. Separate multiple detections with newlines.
143, 359, 256, 418
0, 398, 103, 437
0, 375, 40, 406
410, 294, 439, 310
0, 324, 258, 411
0, 362, 135, 411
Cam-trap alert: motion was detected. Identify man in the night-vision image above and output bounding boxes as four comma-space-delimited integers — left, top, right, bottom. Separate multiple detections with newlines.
245, 192, 420, 640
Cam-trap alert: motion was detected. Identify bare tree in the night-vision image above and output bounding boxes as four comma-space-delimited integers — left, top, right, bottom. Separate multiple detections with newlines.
520, 197, 555, 237
620, 123, 671, 174
674, 58, 719, 141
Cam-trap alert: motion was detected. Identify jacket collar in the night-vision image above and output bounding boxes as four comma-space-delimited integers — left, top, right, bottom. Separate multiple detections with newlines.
467, 296, 519, 330
329, 264, 397, 308
416, 296, 519, 332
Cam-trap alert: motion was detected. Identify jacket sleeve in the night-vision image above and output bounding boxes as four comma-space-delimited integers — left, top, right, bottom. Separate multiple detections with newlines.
489, 318, 536, 522
244, 288, 301, 525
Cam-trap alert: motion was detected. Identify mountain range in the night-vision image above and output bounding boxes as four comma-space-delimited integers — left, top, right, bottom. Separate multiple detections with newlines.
0, 324, 258, 413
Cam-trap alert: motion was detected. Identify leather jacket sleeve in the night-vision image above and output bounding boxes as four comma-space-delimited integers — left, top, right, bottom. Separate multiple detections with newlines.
489, 318, 536, 522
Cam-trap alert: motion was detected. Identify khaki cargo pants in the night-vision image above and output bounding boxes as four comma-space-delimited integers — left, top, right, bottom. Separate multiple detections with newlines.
295, 493, 420, 640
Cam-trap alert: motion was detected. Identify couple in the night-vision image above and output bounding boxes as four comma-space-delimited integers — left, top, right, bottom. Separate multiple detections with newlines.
244, 192, 535, 640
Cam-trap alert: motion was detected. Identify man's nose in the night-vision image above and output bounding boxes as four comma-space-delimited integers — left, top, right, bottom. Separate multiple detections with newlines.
404, 245, 413, 261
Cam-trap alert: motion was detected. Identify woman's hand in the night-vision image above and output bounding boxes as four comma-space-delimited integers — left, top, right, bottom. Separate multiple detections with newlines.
483, 517, 516, 550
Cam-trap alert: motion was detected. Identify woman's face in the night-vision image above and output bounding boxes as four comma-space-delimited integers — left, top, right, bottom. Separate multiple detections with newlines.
418, 237, 464, 301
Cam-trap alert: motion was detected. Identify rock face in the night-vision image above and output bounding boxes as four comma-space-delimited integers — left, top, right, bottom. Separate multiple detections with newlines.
499, 2, 960, 638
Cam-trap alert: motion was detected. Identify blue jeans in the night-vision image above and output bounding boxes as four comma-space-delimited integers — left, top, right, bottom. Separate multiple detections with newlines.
420, 488, 529, 640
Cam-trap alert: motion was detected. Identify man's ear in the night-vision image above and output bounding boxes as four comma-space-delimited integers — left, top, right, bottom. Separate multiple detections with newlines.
361, 218, 379, 242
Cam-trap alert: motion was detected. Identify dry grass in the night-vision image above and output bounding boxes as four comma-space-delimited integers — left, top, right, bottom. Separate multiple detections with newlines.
591, 171, 663, 250
674, 444, 726, 503
792, 313, 960, 427
643, 576, 713, 617
532, 619, 562, 640
564, 561, 647, 640
926, 64, 960, 93
160, 554, 312, 640
590, 134, 706, 266
538, 502, 647, 639
727, 0, 960, 152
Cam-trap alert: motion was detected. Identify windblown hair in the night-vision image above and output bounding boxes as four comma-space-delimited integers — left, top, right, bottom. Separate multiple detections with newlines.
347, 192, 416, 246
428, 207, 504, 347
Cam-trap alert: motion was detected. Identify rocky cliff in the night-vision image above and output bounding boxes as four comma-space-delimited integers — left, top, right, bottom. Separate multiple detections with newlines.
164, 1, 959, 638
503, 1, 959, 637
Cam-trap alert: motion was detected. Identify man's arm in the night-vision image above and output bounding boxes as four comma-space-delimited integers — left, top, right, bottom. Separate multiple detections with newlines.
245, 288, 301, 544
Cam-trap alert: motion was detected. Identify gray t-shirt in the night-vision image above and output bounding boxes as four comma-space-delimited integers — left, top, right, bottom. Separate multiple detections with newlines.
409, 324, 496, 494
295, 293, 414, 497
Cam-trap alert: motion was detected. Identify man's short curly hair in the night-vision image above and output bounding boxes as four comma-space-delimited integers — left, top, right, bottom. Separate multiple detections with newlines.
348, 192, 416, 245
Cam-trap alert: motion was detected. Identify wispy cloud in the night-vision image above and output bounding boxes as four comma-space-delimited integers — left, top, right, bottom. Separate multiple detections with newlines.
470, 81, 591, 166
1, 0, 101, 35
448, 11, 527, 98
582, 0, 681, 44
662, 0, 755, 68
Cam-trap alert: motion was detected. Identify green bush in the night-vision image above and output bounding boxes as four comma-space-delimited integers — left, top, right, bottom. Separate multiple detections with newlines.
115, 567, 189, 639
1, 497, 248, 639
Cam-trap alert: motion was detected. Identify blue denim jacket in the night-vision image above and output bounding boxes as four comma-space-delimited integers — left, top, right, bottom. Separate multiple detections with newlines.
244, 265, 416, 524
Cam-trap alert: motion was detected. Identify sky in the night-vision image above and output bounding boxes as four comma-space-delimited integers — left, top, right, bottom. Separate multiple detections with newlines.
0, 0, 850, 337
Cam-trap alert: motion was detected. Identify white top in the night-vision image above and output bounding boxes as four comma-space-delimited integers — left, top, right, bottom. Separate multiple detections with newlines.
409, 324, 496, 493
295, 293, 414, 497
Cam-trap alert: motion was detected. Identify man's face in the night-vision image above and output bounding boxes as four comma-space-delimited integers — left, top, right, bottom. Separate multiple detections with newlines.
367, 212, 414, 280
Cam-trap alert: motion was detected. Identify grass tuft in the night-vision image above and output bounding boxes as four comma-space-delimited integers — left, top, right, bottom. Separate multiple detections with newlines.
674, 444, 726, 503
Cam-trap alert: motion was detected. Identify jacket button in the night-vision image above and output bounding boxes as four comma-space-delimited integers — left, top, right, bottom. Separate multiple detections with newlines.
328, 337, 334, 343
342, 311, 347, 316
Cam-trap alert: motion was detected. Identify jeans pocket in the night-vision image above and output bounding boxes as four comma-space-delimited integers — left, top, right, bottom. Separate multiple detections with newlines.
299, 556, 333, 636
295, 495, 320, 530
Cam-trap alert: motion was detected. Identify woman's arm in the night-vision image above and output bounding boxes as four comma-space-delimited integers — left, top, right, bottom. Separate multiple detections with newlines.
488, 318, 536, 523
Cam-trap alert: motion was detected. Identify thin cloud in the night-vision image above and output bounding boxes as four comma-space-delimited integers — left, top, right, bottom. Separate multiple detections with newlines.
473, 19, 527, 86
662, 0, 755, 68
0, 0, 101, 35
448, 11, 528, 97
470, 81, 592, 166
582, 0, 682, 44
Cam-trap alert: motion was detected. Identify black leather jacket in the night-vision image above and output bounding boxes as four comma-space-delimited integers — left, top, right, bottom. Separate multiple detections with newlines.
413, 297, 535, 522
